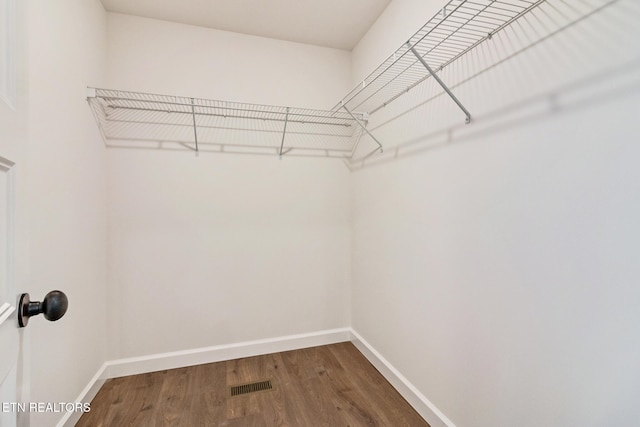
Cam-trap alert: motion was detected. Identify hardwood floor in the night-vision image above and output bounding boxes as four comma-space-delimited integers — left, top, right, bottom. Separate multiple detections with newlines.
77, 342, 429, 426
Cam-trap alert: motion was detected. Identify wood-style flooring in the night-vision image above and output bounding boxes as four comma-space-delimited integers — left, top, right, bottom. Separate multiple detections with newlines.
77, 342, 429, 426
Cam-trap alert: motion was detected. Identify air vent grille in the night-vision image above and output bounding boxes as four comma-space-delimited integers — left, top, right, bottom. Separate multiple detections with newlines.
229, 379, 274, 397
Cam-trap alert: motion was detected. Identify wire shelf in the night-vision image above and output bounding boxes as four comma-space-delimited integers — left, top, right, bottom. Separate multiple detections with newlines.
88, 0, 617, 159
336, 0, 548, 115
87, 88, 367, 158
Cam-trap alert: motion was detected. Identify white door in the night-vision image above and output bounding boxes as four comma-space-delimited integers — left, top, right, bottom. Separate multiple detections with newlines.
0, 157, 22, 427
0, 0, 29, 425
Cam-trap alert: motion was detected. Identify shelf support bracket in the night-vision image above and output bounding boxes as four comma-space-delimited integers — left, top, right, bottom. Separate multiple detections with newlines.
406, 42, 471, 124
190, 98, 200, 154
341, 102, 383, 154
279, 107, 290, 158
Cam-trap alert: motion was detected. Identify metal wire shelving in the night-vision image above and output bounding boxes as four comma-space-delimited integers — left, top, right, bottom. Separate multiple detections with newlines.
88, 0, 613, 159
87, 88, 369, 158
335, 0, 551, 120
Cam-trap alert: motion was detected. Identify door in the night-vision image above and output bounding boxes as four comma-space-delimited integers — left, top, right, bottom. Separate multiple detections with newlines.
0, 0, 28, 426
0, 157, 22, 427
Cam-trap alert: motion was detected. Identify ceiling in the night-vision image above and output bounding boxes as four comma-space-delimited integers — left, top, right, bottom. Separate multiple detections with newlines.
100, 0, 392, 50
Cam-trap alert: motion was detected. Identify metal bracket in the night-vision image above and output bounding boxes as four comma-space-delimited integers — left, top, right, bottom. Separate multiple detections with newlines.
279, 107, 290, 158
190, 98, 199, 154
406, 42, 471, 124
341, 103, 383, 154
350, 125, 365, 158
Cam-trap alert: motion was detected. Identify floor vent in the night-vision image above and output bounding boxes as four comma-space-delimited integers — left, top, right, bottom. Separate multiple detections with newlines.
229, 379, 274, 397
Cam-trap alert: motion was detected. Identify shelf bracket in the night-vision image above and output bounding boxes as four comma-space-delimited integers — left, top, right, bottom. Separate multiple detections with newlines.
350, 125, 365, 158
279, 107, 290, 158
190, 98, 199, 154
340, 103, 383, 154
406, 42, 471, 124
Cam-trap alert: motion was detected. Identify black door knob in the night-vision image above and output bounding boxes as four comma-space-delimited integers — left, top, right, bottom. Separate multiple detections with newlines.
18, 290, 68, 327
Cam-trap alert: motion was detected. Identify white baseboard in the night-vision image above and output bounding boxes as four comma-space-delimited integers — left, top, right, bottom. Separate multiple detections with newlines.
59, 328, 350, 426
60, 328, 452, 427
105, 328, 351, 379
57, 363, 108, 427
349, 328, 456, 427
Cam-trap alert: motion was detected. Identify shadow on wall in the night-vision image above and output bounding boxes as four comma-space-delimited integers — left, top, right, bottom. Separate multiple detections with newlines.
350, 59, 640, 170
349, 0, 640, 170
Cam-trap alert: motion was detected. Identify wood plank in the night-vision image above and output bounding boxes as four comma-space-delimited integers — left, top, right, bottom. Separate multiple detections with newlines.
77, 343, 429, 427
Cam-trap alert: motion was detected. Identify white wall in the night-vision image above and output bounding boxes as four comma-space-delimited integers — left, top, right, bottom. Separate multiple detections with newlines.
105, 14, 352, 359
107, 13, 352, 109
351, 0, 442, 83
18, 2, 640, 426
27, 0, 108, 426
351, 0, 640, 426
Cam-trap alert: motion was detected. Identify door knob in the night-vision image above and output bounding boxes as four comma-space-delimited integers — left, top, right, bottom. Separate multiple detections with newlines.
18, 290, 68, 327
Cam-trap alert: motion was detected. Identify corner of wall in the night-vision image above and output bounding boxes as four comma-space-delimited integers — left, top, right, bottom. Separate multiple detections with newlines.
349, 329, 455, 427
